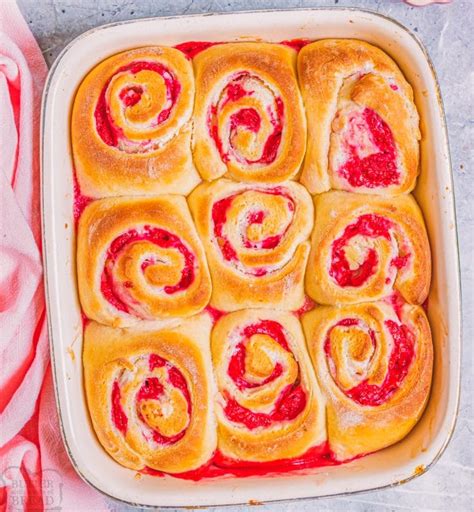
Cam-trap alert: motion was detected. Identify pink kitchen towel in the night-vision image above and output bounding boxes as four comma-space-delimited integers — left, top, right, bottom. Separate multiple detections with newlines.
0, 1, 106, 510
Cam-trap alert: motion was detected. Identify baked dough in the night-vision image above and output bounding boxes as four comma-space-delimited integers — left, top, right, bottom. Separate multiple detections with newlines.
303, 300, 432, 460
306, 191, 431, 305
193, 43, 306, 183
77, 196, 211, 327
83, 314, 217, 473
73, 39, 434, 474
188, 179, 313, 311
72, 47, 200, 197
212, 309, 326, 462
298, 39, 420, 195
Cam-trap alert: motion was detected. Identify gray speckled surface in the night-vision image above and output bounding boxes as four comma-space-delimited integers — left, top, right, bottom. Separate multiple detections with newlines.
17, 0, 473, 510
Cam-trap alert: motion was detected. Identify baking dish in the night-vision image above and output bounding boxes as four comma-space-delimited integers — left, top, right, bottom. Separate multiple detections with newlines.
41, 8, 461, 508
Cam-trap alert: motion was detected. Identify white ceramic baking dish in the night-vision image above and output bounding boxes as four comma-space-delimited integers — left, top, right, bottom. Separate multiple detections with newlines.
41, 8, 461, 508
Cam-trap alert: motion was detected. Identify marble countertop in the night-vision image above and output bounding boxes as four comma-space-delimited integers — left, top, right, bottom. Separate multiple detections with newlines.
17, 0, 473, 510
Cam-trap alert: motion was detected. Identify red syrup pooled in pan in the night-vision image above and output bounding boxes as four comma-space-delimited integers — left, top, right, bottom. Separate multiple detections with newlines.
279, 38, 312, 52
73, 171, 93, 226
205, 305, 226, 323
140, 442, 363, 481
174, 41, 222, 59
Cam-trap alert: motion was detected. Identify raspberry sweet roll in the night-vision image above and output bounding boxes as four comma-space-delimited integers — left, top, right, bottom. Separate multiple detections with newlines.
192, 43, 306, 183
298, 39, 420, 195
306, 191, 431, 306
77, 196, 211, 328
303, 301, 433, 460
72, 47, 200, 197
83, 314, 217, 473
212, 310, 326, 463
188, 179, 313, 311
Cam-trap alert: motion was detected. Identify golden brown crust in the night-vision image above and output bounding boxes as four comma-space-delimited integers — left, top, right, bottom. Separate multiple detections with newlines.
72, 47, 200, 197
212, 309, 326, 462
74, 40, 433, 471
193, 43, 306, 183
302, 301, 433, 460
77, 196, 211, 327
306, 191, 431, 305
298, 39, 420, 194
83, 315, 217, 472
188, 179, 313, 311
